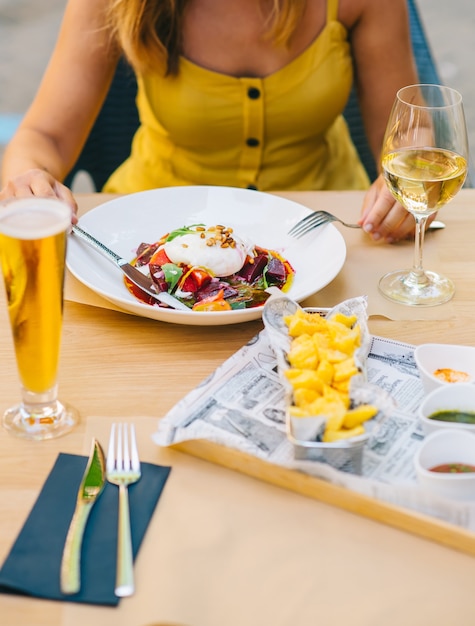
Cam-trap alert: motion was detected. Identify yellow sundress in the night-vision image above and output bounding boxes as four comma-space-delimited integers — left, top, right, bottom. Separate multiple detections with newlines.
103, 0, 370, 193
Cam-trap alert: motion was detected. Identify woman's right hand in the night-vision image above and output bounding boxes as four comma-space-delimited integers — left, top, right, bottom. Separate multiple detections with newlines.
0, 169, 78, 220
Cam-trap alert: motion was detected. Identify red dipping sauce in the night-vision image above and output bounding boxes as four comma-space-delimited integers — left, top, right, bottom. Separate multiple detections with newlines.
429, 463, 475, 473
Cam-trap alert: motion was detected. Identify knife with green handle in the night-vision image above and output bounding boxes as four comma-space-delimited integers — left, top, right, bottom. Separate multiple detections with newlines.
60, 438, 106, 595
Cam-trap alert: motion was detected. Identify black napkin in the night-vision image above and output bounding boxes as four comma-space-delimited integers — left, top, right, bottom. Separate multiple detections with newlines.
0, 452, 171, 606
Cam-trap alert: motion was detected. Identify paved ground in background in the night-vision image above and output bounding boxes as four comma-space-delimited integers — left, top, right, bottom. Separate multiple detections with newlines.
0, 0, 64, 113
0, 0, 474, 184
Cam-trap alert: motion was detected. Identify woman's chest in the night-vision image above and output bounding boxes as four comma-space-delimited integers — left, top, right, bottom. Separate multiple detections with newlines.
181, 0, 330, 77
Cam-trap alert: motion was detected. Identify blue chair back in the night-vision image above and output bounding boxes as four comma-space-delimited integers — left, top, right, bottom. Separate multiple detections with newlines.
343, 0, 441, 181
65, 57, 139, 191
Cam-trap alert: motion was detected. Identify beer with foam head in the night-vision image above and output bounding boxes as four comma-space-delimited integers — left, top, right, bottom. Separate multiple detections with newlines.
0, 199, 70, 393
0, 197, 78, 439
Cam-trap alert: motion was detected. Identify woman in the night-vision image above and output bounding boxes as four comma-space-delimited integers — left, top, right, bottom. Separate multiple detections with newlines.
0, 0, 419, 242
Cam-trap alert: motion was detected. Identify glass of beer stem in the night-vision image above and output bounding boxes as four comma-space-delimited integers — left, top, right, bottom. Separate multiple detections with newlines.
0, 197, 79, 440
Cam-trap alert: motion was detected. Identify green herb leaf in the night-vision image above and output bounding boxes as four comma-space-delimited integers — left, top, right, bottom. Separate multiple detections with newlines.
165, 224, 205, 242
162, 263, 183, 292
260, 253, 273, 289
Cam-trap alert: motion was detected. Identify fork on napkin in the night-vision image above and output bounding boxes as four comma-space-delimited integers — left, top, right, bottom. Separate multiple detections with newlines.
106, 423, 142, 597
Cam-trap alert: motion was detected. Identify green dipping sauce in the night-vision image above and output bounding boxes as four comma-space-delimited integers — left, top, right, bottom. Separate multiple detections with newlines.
429, 410, 475, 424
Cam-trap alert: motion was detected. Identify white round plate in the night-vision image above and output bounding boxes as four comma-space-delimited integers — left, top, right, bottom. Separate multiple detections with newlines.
67, 186, 346, 325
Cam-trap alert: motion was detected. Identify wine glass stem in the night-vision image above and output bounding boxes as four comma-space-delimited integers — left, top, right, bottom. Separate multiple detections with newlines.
410, 215, 429, 286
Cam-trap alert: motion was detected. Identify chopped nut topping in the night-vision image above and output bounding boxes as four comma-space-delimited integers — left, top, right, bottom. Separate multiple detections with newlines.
193, 225, 239, 249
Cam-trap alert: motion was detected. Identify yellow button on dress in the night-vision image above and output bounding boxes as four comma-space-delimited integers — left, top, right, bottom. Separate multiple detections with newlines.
103, 0, 370, 194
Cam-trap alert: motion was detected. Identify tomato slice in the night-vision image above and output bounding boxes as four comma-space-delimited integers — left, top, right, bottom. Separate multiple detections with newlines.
180, 267, 213, 292
149, 247, 171, 266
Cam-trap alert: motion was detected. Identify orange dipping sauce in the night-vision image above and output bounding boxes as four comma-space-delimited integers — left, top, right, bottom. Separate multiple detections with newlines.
433, 368, 470, 383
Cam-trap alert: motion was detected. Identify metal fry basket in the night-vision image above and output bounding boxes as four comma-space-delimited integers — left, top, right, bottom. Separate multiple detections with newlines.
263, 295, 389, 476
287, 421, 368, 474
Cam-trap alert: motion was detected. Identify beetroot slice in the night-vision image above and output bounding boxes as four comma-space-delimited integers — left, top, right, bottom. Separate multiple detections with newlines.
266, 257, 286, 284
237, 253, 268, 283
195, 282, 238, 301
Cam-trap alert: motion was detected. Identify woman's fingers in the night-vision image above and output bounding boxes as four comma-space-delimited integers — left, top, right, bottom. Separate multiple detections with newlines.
54, 181, 78, 220
0, 169, 77, 220
361, 176, 414, 242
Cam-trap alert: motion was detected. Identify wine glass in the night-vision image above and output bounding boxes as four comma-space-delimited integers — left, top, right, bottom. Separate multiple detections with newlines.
379, 84, 468, 306
0, 197, 79, 440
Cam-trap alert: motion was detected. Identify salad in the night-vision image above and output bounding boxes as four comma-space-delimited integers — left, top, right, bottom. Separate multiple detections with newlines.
125, 224, 294, 311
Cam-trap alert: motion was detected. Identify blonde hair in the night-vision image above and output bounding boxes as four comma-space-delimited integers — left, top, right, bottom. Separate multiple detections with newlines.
107, 0, 306, 75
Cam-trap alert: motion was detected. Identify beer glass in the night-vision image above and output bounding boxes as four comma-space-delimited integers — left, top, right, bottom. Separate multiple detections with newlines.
0, 197, 79, 439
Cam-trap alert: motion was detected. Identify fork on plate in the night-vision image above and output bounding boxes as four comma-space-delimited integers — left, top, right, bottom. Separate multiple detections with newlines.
106, 422, 142, 597
288, 210, 361, 238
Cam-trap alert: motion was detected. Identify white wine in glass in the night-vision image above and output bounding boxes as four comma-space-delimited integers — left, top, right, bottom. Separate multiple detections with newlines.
379, 84, 468, 306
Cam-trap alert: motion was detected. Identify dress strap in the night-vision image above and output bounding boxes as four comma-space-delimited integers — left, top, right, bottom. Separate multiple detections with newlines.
326, 0, 339, 22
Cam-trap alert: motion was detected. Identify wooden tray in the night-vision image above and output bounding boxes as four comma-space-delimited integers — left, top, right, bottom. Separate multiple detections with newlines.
173, 438, 475, 557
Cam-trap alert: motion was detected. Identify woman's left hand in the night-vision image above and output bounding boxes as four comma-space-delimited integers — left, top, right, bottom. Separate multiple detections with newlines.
359, 175, 434, 243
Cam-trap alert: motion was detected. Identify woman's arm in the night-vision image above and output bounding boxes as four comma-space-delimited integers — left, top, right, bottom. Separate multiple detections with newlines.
1, 0, 120, 207
349, 0, 421, 242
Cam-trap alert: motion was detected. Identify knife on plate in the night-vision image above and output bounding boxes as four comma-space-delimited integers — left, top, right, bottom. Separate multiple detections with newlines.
71, 224, 190, 311
60, 438, 106, 595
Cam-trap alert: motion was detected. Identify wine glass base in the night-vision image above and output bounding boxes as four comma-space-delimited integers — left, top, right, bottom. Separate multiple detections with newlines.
2, 401, 80, 440
378, 269, 454, 307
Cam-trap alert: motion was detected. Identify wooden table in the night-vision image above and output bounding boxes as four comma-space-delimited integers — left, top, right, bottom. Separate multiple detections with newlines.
1, 190, 475, 626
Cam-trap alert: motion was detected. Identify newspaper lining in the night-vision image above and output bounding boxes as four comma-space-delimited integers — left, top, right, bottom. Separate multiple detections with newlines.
153, 329, 475, 531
